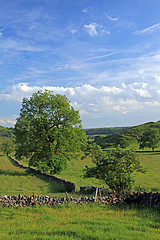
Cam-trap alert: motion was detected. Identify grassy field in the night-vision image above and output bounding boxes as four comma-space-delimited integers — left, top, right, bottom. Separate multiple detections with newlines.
0, 149, 160, 197
0, 138, 160, 239
133, 151, 160, 192
0, 154, 68, 197
0, 204, 160, 240
57, 151, 160, 192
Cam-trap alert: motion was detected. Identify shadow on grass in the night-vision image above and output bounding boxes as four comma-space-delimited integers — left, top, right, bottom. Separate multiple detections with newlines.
0, 169, 32, 176
2, 157, 69, 194
136, 151, 160, 155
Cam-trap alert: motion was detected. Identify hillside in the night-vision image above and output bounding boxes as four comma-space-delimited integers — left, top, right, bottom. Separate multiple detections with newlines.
94, 121, 160, 149
0, 125, 14, 140
85, 126, 130, 139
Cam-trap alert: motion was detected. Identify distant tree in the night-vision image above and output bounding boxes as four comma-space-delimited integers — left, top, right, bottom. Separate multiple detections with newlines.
1, 140, 14, 156
14, 90, 86, 174
114, 136, 129, 149
94, 135, 103, 144
138, 128, 160, 151
83, 143, 145, 194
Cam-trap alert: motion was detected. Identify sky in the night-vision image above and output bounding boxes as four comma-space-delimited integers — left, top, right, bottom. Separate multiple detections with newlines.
1, 0, 160, 128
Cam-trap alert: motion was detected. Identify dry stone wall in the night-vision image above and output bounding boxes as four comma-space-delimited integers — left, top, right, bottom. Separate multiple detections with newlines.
9, 157, 76, 192
0, 192, 160, 208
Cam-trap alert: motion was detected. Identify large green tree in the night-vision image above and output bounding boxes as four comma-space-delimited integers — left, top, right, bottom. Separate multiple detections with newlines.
14, 90, 86, 174
83, 143, 145, 194
138, 128, 160, 151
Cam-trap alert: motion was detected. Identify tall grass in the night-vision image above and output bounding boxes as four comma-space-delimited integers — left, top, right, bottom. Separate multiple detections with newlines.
0, 204, 160, 240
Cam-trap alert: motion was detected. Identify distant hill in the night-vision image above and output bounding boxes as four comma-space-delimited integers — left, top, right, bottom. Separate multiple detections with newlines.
0, 126, 14, 140
121, 121, 160, 140
85, 126, 130, 139
92, 121, 160, 148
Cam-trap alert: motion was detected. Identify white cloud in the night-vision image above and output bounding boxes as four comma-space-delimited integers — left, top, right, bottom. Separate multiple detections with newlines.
0, 80, 158, 112
70, 29, 77, 34
102, 30, 111, 35
101, 86, 122, 94
0, 39, 45, 52
133, 88, 150, 98
84, 23, 98, 37
84, 23, 110, 37
0, 115, 17, 127
106, 15, 118, 21
134, 23, 160, 34
0, 120, 5, 124
1, 80, 160, 127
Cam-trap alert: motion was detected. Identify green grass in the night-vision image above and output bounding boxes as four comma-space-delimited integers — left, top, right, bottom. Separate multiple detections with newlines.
0, 204, 160, 240
133, 152, 160, 192
56, 155, 104, 191
1, 149, 160, 196
0, 154, 68, 197
56, 151, 160, 192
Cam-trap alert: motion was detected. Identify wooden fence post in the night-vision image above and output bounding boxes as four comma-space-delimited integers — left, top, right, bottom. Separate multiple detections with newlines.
95, 187, 98, 203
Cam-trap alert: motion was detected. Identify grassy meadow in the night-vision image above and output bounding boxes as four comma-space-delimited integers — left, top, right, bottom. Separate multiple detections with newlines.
0, 154, 68, 197
0, 204, 160, 240
0, 148, 160, 197
57, 150, 160, 192
1, 122, 160, 240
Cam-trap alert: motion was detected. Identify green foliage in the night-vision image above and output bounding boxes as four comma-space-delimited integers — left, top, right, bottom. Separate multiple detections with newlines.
0, 126, 14, 139
114, 136, 129, 149
14, 90, 86, 174
0, 139, 14, 156
83, 144, 145, 193
138, 128, 160, 151
92, 121, 160, 150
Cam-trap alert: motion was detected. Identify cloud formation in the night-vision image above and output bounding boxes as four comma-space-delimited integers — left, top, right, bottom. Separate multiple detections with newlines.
106, 15, 118, 21
0, 79, 159, 124
0, 116, 17, 127
134, 23, 160, 34
84, 23, 98, 37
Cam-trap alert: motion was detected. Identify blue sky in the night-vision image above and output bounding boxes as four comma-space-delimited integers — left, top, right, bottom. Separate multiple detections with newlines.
1, 0, 160, 128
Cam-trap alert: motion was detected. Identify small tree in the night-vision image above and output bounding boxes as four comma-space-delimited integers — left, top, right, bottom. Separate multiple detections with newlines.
83, 143, 145, 194
14, 90, 86, 174
1, 140, 14, 156
114, 136, 129, 149
138, 128, 160, 151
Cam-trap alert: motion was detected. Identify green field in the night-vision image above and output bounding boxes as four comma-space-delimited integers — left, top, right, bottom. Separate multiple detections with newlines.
57, 151, 160, 192
0, 154, 68, 197
1, 125, 160, 240
133, 151, 160, 192
0, 204, 160, 240
0, 149, 160, 197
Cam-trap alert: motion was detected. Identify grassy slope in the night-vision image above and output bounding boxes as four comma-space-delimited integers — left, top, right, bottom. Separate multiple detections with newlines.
0, 126, 14, 140
56, 155, 104, 191
133, 152, 160, 192
0, 154, 68, 197
1, 149, 160, 196
95, 121, 160, 150
0, 204, 160, 240
57, 151, 160, 192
